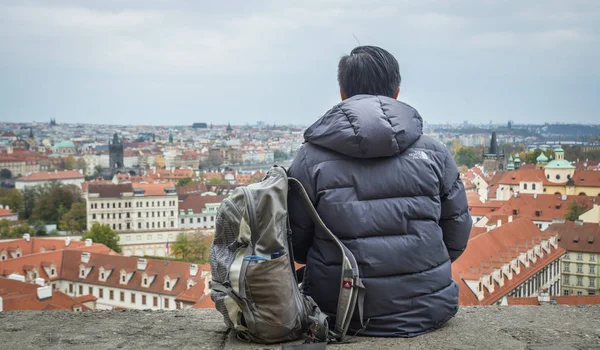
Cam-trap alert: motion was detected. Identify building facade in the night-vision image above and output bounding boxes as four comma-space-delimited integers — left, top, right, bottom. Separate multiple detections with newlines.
86, 182, 179, 232
178, 195, 226, 230
548, 221, 600, 296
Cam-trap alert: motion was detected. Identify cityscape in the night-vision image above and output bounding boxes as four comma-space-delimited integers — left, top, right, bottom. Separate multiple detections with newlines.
0, 119, 598, 312
1, 0, 600, 348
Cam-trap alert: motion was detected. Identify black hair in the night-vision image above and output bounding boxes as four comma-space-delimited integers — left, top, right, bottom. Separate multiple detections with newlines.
337, 45, 401, 98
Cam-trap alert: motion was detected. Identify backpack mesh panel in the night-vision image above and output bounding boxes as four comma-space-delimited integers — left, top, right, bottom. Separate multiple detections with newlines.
211, 207, 243, 328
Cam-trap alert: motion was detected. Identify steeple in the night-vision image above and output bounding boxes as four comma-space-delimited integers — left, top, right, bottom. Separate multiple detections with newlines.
488, 132, 499, 155
514, 153, 521, 170
169, 132, 173, 144
28, 128, 34, 139
226, 122, 232, 132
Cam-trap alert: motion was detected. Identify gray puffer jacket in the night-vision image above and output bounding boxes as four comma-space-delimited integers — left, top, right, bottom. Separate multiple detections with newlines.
287, 94, 472, 337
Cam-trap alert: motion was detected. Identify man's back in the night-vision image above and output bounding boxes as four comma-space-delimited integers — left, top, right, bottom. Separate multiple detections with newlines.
287, 94, 472, 337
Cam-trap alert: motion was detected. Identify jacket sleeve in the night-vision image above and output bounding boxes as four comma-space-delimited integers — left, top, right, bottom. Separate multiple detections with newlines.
287, 146, 315, 264
439, 148, 472, 262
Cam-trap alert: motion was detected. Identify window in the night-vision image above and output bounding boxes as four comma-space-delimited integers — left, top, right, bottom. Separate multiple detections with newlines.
101, 214, 104, 219
564, 263, 570, 272
165, 298, 170, 308
577, 291, 583, 296
51, 268, 55, 276
89, 287, 93, 295
92, 214, 96, 219
171, 211, 174, 216
556, 174, 561, 180
113, 203, 116, 208
203, 217, 207, 222
143, 278, 148, 286
153, 296, 158, 307
138, 223, 142, 229
532, 184, 536, 190
80, 269, 85, 277
211, 216, 214, 222
142, 295, 147, 305
79, 285, 83, 295
577, 253, 583, 261
119, 203, 121, 208
171, 221, 174, 228
564, 252, 570, 259
99, 288, 104, 298
118, 223, 122, 230
110, 290, 114, 300
122, 275, 126, 283
523, 183, 528, 190
181, 219, 184, 224
190, 218, 193, 224
591, 254, 596, 262
131, 293, 136, 303
577, 277, 583, 286
113, 213, 116, 219
101, 203, 104, 209
590, 265, 596, 274
590, 279, 596, 288
163, 201, 166, 206
577, 264, 583, 273
127, 213, 130, 218
127, 223, 130, 230
563, 275, 569, 284
120, 291, 125, 302
166, 281, 170, 289
563, 290, 569, 296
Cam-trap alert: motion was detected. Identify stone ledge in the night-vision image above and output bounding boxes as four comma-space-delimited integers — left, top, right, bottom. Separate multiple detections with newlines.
1, 306, 600, 350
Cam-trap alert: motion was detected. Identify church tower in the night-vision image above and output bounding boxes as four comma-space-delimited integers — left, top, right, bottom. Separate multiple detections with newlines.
109, 133, 124, 169
482, 131, 505, 172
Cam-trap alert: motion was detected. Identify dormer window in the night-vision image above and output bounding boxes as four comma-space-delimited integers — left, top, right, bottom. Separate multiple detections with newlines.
144, 278, 148, 285
166, 281, 170, 288
101, 272, 105, 280
51, 268, 56, 276
80, 268, 86, 278
122, 275, 126, 282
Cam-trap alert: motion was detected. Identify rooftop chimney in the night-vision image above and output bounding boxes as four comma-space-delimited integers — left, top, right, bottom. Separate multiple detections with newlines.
23, 233, 31, 242
5, 205, 9, 211
81, 252, 91, 264
0, 205, 3, 209
8, 273, 25, 282
561, 194, 567, 201
85, 238, 92, 247
497, 219, 502, 228
533, 193, 537, 199
508, 216, 513, 223
65, 237, 71, 246
190, 264, 198, 277
37, 286, 52, 300
137, 258, 147, 271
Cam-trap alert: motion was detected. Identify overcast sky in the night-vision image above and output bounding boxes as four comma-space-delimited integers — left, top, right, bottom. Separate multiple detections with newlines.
0, 0, 598, 126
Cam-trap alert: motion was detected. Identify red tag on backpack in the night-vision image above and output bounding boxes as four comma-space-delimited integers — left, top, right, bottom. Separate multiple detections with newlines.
342, 281, 353, 289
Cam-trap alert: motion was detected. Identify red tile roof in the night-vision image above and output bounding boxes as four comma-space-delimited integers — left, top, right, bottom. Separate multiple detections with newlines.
548, 221, 600, 253
0, 208, 15, 217
178, 194, 226, 214
494, 193, 597, 222
17, 170, 84, 182
453, 218, 564, 306
192, 294, 216, 309
132, 182, 176, 196
0, 277, 88, 311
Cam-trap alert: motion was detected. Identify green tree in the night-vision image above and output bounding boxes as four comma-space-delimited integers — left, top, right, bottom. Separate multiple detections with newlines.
0, 219, 11, 237
0, 188, 24, 215
565, 201, 589, 221
454, 147, 482, 168
93, 165, 103, 178
209, 178, 228, 185
59, 202, 87, 233
7, 222, 33, 238
31, 186, 82, 224
176, 178, 193, 187
0, 168, 12, 179
82, 223, 121, 253
171, 232, 190, 260
273, 150, 289, 160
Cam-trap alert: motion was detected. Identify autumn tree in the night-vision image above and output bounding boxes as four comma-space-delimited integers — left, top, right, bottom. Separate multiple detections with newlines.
63, 156, 77, 170
59, 202, 87, 233
82, 223, 121, 253
77, 158, 87, 172
171, 231, 213, 263
565, 201, 589, 221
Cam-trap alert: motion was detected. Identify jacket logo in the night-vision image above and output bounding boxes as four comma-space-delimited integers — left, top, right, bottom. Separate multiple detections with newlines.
409, 150, 428, 160
342, 281, 353, 289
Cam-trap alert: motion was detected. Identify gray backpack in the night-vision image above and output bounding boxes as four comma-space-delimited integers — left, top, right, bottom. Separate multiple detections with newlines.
209, 166, 366, 345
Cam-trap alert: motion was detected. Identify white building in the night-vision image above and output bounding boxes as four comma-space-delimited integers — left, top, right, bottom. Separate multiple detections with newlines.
0, 205, 18, 222
15, 170, 85, 191
178, 194, 226, 230
86, 182, 179, 232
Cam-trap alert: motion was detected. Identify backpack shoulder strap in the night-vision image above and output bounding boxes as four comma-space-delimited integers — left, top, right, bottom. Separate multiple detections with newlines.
288, 177, 367, 343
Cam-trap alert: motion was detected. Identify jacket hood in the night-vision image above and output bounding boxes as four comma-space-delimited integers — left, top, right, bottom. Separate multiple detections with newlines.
304, 95, 423, 158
